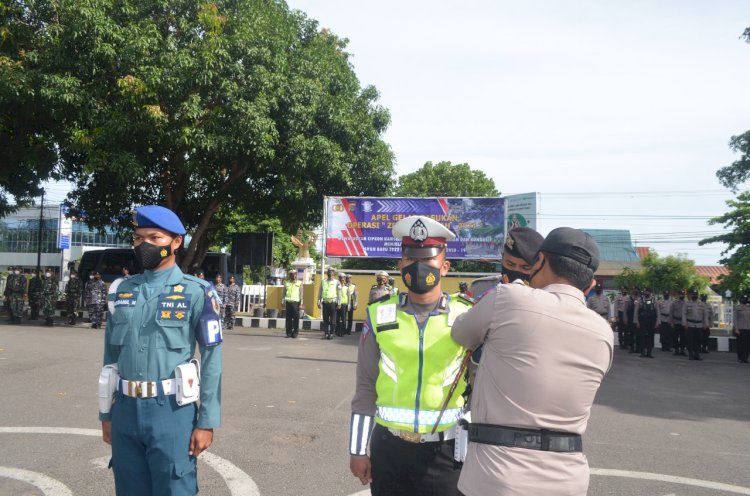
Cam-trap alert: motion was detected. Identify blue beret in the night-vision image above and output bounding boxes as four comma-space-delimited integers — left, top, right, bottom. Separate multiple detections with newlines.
134, 205, 186, 235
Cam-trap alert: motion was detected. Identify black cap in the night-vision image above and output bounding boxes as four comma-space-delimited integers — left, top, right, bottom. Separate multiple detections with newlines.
504, 227, 544, 264
539, 227, 600, 271
689, 288, 698, 295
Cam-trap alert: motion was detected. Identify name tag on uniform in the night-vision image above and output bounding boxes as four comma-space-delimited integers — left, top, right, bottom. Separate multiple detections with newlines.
114, 291, 139, 308
157, 293, 192, 320
376, 304, 397, 325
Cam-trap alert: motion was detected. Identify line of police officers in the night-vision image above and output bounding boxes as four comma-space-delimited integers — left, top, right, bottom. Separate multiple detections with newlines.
614, 287, 714, 360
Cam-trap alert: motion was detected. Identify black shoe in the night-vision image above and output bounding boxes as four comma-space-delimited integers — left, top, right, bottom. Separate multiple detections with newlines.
694, 354, 703, 361
679, 351, 687, 356
46, 318, 54, 327
292, 331, 298, 338
285, 335, 291, 338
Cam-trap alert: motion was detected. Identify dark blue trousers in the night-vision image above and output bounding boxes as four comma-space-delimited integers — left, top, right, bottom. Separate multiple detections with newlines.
111, 386, 198, 495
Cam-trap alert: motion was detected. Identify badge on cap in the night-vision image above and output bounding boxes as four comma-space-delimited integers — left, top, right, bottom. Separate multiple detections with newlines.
505, 234, 514, 250
409, 219, 428, 242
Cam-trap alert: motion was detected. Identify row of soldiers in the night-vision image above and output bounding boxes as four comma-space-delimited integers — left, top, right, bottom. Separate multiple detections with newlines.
63, 270, 107, 328
3, 266, 59, 326
609, 287, 714, 361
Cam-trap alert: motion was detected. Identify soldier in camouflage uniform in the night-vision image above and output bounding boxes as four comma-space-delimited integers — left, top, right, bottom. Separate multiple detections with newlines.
40, 268, 58, 327
64, 270, 84, 325
7, 266, 27, 324
28, 271, 43, 320
85, 271, 107, 329
224, 275, 241, 329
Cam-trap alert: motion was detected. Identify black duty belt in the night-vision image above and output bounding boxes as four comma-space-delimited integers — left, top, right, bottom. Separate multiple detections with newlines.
468, 423, 582, 453
660, 313, 670, 317
687, 319, 703, 324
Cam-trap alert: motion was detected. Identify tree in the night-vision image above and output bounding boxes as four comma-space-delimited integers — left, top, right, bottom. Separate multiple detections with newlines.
614, 252, 709, 293
715, 28, 750, 192
700, 192, 750, 296
1, 0, 394, 269
394, 161, 499, 197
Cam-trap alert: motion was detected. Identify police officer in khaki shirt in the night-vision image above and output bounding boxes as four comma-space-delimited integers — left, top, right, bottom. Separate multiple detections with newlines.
682, 288, 706, 361
733, 295, 750, 363
469, 227, 544, 297
586, 283, 610, 320
451, 227, 614, 496
614, 289, 631, 349
655, 291, 673, 352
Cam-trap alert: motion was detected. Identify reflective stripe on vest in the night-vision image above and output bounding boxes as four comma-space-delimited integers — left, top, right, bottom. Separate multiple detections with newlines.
285, 281, 302, 302
322, 280, 338, 300
340, 285, 349, 305
368, 294, 471, 433
376, 406, 463, 427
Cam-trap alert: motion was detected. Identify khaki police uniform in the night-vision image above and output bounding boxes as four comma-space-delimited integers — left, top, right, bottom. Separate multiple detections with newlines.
671, 297, 687, 355
614, 293, 631, 348
733, 301, 750, 363
682, 297, 706, 360
451, 281, 613, 496
656, 297, 673, 351
587, 293, 610, 320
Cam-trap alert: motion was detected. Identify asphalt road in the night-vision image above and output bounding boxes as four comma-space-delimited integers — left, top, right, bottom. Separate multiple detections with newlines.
0, 321, 749, 496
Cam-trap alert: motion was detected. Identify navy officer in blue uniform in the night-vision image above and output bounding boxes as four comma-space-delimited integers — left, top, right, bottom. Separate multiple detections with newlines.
100, 205, 222, 496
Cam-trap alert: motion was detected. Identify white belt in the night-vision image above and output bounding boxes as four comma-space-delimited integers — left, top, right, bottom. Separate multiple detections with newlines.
388, 425, 456, 443
120, 378, 177, 398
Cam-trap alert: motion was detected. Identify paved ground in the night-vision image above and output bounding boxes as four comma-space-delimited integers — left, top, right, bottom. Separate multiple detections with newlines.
0, 320, 749, 496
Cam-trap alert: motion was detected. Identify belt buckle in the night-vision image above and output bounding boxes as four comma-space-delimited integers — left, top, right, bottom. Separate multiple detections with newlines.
398, 430, 423, 444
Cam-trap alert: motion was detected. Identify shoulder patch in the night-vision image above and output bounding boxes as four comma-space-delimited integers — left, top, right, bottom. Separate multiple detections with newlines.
375, 303, 397, 325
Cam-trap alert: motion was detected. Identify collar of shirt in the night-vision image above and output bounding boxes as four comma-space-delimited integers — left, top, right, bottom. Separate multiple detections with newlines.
540, 283, 585, 304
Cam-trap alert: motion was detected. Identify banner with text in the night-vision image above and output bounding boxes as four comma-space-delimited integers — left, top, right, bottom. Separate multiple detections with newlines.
325, 197, 505, 259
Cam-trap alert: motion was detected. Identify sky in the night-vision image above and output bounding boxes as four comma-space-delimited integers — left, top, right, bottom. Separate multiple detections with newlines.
287, 0, 750, 265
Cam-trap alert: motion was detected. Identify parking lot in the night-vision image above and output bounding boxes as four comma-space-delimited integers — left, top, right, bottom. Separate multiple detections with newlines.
1, 322, 749, 495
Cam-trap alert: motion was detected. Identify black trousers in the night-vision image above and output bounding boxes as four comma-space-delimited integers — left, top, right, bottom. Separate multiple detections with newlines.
370, 424, 460, 496
285, 301, 300, 336
673, 324, 685, 352
346, 308, 355, 333
686, 326, 701, 356
659, 322, 672, 350
335, 306, 346, 336
737, 329, 750, 362
617, 312, 626, 347
639, 319, 656, 354
321, 301, 337, 336
700, 328, 710, 351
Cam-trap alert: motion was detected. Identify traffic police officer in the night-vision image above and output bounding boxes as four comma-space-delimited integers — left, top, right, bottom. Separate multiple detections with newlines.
656, 291, 673, 352
100, 205, 222, 496
283, 269, 303, 338
682, 288, 705, 361
451, 227, 613, 496
336, 273, 349, 336
318, 267, 341, 339
345, 274, 358, 334
469, 227, 544, 297
349, 215, 472, 496
65, 270, 84, 325
368, 271, 390, 304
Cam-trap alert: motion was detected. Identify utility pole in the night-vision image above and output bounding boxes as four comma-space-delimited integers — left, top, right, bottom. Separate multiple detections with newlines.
36, 188, 44, 275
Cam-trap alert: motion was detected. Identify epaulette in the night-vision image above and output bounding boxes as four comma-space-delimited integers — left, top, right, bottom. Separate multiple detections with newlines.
371, 284, 380, 289
183, 274, 212, 288
372, 293, 392, 304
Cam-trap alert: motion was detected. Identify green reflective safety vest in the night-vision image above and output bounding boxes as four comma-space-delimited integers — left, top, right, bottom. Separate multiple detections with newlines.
340, 284, 349, 306
321, 279, 338, 301
368, 293, 472, 433
284, 280, 302, 302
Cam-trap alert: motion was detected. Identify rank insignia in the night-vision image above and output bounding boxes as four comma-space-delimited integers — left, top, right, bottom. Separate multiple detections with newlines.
161, 310, 171, 319
174, 284, 184, 293
165, 294, 185, 300
175, 311, 186, 320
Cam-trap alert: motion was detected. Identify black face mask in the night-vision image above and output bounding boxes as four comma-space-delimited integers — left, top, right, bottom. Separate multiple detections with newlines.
528, 257, 546, 287
134, 241, 172, 271
501, 266, 530, 283
401, 262, 441, 295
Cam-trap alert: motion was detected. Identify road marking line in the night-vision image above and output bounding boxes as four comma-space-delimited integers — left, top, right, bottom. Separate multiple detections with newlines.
0, 466, 73, 496
1, 427, 260, 496
591, 469, 750, 494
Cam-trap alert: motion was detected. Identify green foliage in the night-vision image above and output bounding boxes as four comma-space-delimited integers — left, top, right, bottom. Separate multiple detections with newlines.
615, 252, 709, 294
1, 0, 394, 268
700, 191, 750, 296
715, 28, 750, 192
394, 161, 499, 197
